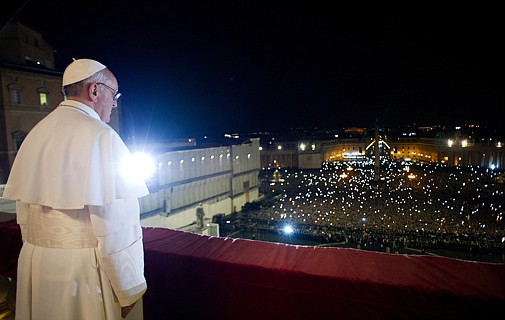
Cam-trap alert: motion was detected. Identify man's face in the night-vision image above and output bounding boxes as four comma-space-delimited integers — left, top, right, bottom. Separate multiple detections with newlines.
95, 71, 119, 123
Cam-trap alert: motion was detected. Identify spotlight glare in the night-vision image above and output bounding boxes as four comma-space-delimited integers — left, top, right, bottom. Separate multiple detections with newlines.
120, 152, 155, 182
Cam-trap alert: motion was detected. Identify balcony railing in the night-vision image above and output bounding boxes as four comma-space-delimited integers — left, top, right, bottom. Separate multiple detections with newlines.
1, 219, 504, 319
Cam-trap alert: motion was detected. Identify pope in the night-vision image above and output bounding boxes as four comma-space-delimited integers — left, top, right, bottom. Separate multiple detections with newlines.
3, 59, 149, 319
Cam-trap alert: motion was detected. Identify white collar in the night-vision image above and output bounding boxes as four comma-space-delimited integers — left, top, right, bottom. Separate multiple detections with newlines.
59, 100, 101, 121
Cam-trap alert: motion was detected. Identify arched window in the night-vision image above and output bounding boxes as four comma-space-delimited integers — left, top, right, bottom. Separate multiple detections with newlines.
7, 84, 22, 105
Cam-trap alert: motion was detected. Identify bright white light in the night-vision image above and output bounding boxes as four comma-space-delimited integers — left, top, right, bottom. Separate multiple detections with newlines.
300, 143, 306, 151
120, 152, 155, 182
448, 139, 453, 147
461, 140, 467, 148
283, 225, 294, 234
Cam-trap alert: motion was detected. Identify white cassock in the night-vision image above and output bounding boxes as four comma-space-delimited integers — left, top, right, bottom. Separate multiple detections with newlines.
3, 100, 150, 320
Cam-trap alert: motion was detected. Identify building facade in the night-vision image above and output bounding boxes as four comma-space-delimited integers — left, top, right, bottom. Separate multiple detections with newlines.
260, 130, 504, 171
140, 138, 261, 229
0, 22, 62, 182
0, 21, 120, 183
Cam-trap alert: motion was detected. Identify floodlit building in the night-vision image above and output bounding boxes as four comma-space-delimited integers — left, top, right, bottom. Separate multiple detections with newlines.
139, 138, 261, 229
260, 126, 504, 170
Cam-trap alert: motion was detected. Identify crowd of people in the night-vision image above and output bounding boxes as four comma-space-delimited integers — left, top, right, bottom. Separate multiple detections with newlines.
220, 159, 505, 260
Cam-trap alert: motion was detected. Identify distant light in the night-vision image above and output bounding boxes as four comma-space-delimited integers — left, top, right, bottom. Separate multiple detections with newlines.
283, 225, 294, 234
277, 145, 282, 150
448, 139, 453, 147
461, 140, 468, 148
300, 143, 306, 151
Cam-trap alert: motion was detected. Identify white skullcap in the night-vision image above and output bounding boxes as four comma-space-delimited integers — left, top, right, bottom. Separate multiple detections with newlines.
62, 58, 107, 86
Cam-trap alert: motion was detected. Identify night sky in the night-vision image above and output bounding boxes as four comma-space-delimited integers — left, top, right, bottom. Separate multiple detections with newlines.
3, 1, 503, 139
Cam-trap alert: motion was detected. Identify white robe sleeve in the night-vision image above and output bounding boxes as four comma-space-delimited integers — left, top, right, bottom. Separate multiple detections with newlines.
16, 201, 29, 241
89, 199, 147, 307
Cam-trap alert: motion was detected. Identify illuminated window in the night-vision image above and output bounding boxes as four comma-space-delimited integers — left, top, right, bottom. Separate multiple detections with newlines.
39, 92, 48, 106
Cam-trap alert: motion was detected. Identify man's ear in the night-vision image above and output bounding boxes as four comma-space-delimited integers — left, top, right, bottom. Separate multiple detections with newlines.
88, 83, 98, 101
